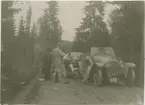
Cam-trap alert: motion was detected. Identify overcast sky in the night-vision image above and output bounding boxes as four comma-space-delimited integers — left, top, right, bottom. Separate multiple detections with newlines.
13, 1, 117, 41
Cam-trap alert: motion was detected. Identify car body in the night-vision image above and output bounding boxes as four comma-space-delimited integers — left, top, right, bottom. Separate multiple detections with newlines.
89, 47, 136, 86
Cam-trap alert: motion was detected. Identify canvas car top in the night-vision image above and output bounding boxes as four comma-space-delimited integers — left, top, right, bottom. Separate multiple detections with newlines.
91, 47, 115, 58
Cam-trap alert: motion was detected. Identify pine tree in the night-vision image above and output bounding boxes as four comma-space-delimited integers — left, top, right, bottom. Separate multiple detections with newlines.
38, 1, 62, 50
25, 5, 36, 69
1, 1, 21, 67
47, 1, 62, 46
38, 9, 51, 49
25, 5, 32, 36
2, 1, 17, 48
73, 1, 110, 52
17, 16, 26, 59
31, 23, 37, 37
30, 23, 38, 64
17, 16, 25, 37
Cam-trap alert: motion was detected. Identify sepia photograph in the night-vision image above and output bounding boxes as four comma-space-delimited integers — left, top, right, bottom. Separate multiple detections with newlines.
1, 0, 144, 104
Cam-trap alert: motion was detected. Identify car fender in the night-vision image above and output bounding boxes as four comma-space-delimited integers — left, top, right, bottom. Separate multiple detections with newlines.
95, 63, 104, 68
124, 63, 136, 77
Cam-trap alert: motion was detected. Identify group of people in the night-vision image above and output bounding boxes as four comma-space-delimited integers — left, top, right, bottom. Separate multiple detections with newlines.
41, 42, 76, 83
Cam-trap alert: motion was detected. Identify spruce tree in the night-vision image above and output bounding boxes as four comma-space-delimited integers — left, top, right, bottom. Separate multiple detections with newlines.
30, 23, 38, 64
31, 23, 38, 37
17, 16, 26, 58
73, 1, 110, 53
17, 16, 25, 37
38, 1, 62, 50
47, 1, 62, 46
25, 5, 32, 36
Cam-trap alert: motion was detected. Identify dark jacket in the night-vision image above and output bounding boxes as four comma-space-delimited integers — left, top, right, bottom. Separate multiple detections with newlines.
42, 52, 52, 74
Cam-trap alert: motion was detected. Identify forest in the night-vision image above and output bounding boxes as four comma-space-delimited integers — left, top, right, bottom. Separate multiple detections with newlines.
1, 1, 144, 103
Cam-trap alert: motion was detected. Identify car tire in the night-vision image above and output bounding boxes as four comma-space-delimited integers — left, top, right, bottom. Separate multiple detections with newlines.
93, 68, 102, 86
126, 67, 135, 87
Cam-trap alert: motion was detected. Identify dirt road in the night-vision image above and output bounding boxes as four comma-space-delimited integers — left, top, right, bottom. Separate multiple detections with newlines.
28, 77, 143, 105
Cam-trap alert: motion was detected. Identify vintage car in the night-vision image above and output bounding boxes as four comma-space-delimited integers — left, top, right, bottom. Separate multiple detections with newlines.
87, 47, 136, 87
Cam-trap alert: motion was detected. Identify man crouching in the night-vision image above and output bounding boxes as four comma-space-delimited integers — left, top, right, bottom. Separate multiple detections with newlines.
78, 55, 93, 84
63, 53, 79, 78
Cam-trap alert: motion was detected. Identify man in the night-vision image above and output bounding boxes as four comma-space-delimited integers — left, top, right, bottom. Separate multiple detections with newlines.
78, 55, 93, 84
51, 43, 66, 82
42, 48, 52, 80
63, 53, 71, 71
63, 53, 78, 78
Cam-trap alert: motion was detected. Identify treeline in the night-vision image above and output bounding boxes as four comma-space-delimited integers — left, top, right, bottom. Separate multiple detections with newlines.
1, 1, 37, 102
1, 1, 62, 103
72, 1, 144, 86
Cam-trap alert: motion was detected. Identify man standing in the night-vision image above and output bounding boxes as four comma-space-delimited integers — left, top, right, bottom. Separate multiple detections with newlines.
42, 48, 52, 80
51, 43, 66, 82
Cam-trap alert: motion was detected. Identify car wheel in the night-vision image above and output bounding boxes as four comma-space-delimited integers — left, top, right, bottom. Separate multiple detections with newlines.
126, 67, 135, 87
93, 68, 102, 86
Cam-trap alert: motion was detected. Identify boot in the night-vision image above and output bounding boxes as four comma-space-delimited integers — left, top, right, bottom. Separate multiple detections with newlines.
54, 71, 60, 83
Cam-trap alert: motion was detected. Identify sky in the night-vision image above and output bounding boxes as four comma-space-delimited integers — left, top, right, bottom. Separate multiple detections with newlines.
13, 1, 117, 41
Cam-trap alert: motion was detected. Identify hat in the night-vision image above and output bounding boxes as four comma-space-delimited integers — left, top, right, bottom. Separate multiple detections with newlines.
57, 42, 63, 48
